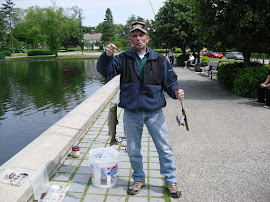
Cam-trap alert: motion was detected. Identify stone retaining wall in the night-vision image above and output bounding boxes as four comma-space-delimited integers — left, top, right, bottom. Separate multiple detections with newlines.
0, 76, 120, 202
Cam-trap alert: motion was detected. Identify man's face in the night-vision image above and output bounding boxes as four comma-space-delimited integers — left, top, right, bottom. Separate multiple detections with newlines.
129, 30, 150, 52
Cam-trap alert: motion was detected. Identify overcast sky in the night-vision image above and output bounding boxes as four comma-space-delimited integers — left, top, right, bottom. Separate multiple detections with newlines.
2, 0, 165, 27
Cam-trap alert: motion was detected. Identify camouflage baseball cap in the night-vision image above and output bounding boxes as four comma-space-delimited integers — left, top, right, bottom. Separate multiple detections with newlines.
130, 21, 147, 34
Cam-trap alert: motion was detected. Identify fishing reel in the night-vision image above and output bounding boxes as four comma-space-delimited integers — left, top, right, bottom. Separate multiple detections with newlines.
174, 86, 189, 131
176, 101, 189, 131
176, 114, 185, 126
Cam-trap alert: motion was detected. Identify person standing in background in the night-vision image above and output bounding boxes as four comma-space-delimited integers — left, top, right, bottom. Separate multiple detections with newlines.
168, 49, 175, 65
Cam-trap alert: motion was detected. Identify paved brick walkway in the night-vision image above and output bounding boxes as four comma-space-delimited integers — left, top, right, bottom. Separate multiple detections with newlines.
52, 92, 169, 202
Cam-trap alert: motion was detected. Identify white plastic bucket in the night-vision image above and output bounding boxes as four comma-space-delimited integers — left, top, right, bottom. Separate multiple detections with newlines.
88, 147, 120, 188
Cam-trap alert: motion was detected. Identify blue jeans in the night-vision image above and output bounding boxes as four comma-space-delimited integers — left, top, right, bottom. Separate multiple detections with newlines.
123, 109, 177, 184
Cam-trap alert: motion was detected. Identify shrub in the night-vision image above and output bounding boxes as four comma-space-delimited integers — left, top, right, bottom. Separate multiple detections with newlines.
0, 50, 12, 56
153, 48, 182, 54
14, 49, 25, 53
201, 56, 236, 66
250, 53, 270, 59
176, 54, 189, 66
153, 49, 167, 53
217, 62, 244, 90
201, 60, 208, 67
27, 49, 54, 56
233, 65, 269, 98
174, 48, 182, 53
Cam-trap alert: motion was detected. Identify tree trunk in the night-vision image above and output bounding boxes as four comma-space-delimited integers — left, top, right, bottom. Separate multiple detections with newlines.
263, 47, 265, 64
242, 49, 251, 67
11, 33, 14, 53
9, 20, 14, 54
181, 46, 185, 55
65, 40, 68, 52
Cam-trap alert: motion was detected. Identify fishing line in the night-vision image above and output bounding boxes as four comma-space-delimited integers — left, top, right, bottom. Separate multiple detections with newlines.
148, 0, 156, 16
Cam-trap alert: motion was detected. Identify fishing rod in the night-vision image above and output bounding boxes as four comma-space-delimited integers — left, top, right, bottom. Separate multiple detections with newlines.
175, 86, 189, 131
148, 0, 156, 16
176, 99, 189, 131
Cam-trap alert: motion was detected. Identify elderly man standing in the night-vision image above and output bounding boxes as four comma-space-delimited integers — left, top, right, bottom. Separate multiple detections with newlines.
97, 21, 184, 198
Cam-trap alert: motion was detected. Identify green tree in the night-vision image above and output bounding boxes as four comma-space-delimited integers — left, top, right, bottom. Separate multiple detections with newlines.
60, 17, 75, 51
43, 7, 63, 57
114, 24, 129, 47
100, 8, 115, 44
1, 0, 17, 53
125, 15, 146, 29
61, 6, 84, 51
77, 8, 84, 53
150, 0, 196, 52
0, 11, 6, 48
13, 6, 46, 49
12, 5, 86, 53
193, 0, 270, 67
114, 24, 126, 39
82, 25, 95, 33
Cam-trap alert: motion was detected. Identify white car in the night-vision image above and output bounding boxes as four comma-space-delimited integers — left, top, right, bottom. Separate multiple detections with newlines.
225, 52, 244, 60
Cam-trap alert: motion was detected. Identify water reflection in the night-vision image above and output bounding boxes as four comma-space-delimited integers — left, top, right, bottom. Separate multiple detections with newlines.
0, 59, 107, 165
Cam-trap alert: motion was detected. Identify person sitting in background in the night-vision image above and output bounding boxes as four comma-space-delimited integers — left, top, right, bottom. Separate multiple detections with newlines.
184, 53, 195, 68
254, 62, 270, 109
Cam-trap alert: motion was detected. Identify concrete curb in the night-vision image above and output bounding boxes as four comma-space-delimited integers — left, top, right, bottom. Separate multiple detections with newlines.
0, 75, 120, 202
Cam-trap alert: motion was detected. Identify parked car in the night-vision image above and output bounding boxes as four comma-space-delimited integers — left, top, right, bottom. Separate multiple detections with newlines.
225, 52, 244, 60
203, 51, 223, 59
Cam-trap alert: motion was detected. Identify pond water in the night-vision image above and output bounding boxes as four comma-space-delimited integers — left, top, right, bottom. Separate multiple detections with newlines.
0, 59, 108, 166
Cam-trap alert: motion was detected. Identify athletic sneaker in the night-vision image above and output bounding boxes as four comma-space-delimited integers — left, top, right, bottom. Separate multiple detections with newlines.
264, 105, 270, 109
254, 100, 265, 104
165, 182, 181, 198
127, 180, 145, 195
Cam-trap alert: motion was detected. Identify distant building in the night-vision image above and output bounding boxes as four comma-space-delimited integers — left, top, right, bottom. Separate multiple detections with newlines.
83, 30, 102, 50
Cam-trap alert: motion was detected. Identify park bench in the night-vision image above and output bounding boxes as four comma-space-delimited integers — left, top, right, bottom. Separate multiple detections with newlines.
200, 60, 219, 79
211, 62, 229, 78
189, 58, 202, 70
